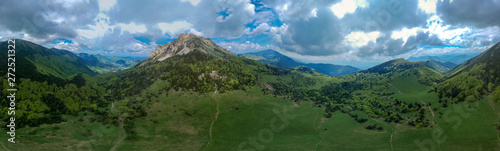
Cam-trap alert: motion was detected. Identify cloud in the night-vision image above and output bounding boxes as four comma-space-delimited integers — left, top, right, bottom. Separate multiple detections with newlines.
391, 27, 420, 44
76, 13, 114, 39
76, 27, 156, 55
356, 31, 442, 57
51, 40, 81, 52
345, 31, 381, 48
417, 0, 439, 14
408, 45, 491, 57
0, 0, 99, 43
157, 21, 193, 36
270, 8, 345, 55
117, 22, 147, 34
180, 0, 201, 6
244, 23, 271, 35
189, 28, 203, 36
217, 41, 273, 54
309, 8, 318, 18
437, 0, 500, 28
266, 0, 433, 57
252, 11, 276, 25
330, 0, 368, 19
0, 0, 498, 66
105, 0, 256, 39
98, 0, 117, 11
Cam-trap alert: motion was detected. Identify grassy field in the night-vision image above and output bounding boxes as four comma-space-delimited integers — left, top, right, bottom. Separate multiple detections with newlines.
1, 76, 499, 150
389, 74, 500, 151
0, 111, 120, 151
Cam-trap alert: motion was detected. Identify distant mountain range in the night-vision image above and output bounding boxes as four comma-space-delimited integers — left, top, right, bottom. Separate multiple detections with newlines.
239, 49, 360, 76
407, 54, 476, 65
406, 54, 480, 73
51, 48, 142, 74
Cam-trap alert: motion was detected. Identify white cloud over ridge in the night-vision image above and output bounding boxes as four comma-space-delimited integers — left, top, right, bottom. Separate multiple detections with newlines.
157, 21, 193, 36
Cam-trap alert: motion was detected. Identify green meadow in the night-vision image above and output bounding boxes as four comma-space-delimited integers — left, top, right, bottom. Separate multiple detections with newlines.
1, 76, 499, 151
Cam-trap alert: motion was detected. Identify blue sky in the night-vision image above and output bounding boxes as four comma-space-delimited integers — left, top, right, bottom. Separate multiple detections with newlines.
0, 0, 499, 68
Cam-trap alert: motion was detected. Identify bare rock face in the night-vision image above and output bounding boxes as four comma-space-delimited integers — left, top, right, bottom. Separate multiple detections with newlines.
148, 33, 234, 62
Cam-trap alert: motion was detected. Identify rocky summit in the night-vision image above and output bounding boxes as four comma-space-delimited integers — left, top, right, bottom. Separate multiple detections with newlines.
148, 33, 234, 62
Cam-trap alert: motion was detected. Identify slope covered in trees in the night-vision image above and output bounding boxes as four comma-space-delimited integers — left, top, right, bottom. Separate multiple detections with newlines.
436, 42, 500, 102
263, 58, 444, 127
0, 40, 96, 79
0, 40, 110, 128
100, 35, 285, 99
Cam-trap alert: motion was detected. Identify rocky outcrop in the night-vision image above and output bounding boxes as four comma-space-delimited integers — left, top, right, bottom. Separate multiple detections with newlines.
148, 33, 234, 62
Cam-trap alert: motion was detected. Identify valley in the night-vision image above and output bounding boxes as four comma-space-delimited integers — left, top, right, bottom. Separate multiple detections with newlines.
0, 35, 499, 151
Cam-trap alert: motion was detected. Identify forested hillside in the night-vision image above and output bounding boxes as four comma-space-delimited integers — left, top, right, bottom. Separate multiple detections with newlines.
263, 58, 444, 128
436, 42, 500, 102
100, 35, 285, 99
0, 40, 110, 128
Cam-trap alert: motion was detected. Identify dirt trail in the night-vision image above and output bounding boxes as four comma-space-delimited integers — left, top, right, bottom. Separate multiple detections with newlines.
308, 97, 325, 151
203, 90, 219, 150
387, 82, 404, 94
372, 119, 394, 151
110, 102, 126, 151
416, 97, 435, 117
381, 96, 397, 151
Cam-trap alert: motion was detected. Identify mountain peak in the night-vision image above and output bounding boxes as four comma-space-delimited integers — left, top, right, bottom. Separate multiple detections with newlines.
148, 33, 234, 62
362, 58, 426, 74
176, 33, 199, 42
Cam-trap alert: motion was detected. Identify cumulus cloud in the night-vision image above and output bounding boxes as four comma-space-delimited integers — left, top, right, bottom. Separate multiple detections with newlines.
117, 22, 147, 34
345, 31, 381, 48
157, 21, 193, 36
330, 0, 368, 19
0, 0, 258, 55
356, 31, 442, 57
244, 23, 271, 35
0, 0, 99, 43
98, 0, 117, 11
218, 41, 273, 54
271, 8, 345, 55
0, 0, 499, 67
437, 0, 500, 28
181, 0, 201, 6
51, 40, 81, 52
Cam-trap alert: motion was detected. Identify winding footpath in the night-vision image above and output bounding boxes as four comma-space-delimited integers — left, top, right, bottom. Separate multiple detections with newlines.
110, 102, 126, 151
311, 101, 325, 151
203, 89, 220, 150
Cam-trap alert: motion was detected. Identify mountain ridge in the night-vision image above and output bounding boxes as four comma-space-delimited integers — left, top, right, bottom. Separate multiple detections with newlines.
436, 41, 500, 102
240, 49, 360, 76
0, 39, 96, 82
147, 33, 234, 63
